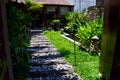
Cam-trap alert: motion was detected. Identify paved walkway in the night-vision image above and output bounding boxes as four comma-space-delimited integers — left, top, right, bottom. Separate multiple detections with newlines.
28, 30, 82, 80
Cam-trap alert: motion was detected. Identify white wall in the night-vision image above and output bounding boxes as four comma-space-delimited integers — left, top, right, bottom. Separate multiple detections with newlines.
66, 0, 80, 11
66, 0, 96, 12
81, 0, 96, 11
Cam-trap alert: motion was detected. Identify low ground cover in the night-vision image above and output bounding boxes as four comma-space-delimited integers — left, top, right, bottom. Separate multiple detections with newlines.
44, 30, 101, 80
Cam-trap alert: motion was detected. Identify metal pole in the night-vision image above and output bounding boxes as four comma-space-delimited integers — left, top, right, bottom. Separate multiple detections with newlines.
74, 34, 77, 66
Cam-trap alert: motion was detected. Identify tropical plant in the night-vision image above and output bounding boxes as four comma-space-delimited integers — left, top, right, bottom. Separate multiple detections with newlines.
25, 0, 43, 11
65, 11, 87, 34
6, 4, 33, 79
52, 19, 60, 30
77, 18, 103, 47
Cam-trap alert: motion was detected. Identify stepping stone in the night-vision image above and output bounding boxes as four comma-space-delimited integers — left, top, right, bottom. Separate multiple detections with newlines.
29, 73, 80, 80
30, 60, 67, 66
31, 54, 63, 59
31, 52, 61, 56
29, 70, 74, 77
29, 50, 58, 53
29, 44, 54, 48
27, 47, 56, 51
30, 42, 51, 45
29, 57, 65, 64
30, 64, 73, 72
30, 40, 49, 43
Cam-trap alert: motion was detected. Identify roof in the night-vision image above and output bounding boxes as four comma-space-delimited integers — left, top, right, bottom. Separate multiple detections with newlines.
11, 0, 26, 4
34, 0, 74, 6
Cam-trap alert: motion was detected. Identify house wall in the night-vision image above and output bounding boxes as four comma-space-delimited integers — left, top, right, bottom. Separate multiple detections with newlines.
46, 6, 70, 15
47, 6, 56, 12
66, 0, 80, 11
81, 0, 96, 11
60, 6, 69, 15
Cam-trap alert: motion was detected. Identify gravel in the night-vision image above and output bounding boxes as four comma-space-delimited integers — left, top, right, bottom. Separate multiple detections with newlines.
28, 30, 82, 80
29, 73, 81, 80
30, 64, 73, 72
30, 57, 65, 63
31, 52, 60, 57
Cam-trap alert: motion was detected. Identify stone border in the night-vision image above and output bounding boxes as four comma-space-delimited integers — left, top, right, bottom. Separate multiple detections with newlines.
61, 33, 87, 51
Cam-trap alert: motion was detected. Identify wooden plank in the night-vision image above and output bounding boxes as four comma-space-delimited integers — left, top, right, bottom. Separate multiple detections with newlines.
100, 0, 120, 79
0, 0, 14, 80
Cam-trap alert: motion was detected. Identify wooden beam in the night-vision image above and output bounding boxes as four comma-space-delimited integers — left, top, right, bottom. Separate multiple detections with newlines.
0, 0, 14, 80
100, 0, 120, 79
43, 6, 47, 27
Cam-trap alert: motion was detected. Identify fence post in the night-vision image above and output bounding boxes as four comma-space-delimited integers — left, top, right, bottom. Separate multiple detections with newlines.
100, 0, 120, 79
0, 0, 14, 80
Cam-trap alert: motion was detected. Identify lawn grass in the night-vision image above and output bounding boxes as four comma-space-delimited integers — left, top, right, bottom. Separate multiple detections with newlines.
44, 30, 101, 80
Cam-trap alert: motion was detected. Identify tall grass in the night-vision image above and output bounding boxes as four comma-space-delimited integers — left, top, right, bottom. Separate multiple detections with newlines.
44, 30, 101, 80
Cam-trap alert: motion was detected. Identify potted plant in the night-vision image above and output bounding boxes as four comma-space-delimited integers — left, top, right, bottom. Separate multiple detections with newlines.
52, 19, 60, 30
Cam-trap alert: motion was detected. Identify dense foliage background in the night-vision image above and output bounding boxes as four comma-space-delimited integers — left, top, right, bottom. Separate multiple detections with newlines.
64, 12, 103, 52
6, 3, 33, 79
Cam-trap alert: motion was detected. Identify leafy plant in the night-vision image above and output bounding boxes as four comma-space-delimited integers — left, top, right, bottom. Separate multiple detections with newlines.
52, 19, 60, 24
77, 18, 103, 47
25, 0, 43, 11
6, 4, 33, 79
65, 11, 87, 34
77, 23, 92, 46
52, 19, 60, 30
64, 11, 103, 53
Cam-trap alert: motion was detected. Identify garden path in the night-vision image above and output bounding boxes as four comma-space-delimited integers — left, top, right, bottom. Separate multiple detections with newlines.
28, 29, 82, 80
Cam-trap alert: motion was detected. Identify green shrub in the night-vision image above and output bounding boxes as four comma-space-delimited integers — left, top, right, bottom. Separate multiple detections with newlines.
52, 19, 60, 30
52, 19, 60, 24
77, 18, 103, 47
25, 0, 43, 11
65, 11, 87, 34
64, 11, 103, 52
77, 23, 92, 46
6, 4, 33, 79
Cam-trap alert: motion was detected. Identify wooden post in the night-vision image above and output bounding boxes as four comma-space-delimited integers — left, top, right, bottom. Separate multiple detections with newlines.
0, 0, 14, 80
56, 6, 60, 19
43, 6, 47, 27
100, 0, 120, 79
